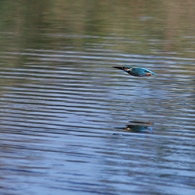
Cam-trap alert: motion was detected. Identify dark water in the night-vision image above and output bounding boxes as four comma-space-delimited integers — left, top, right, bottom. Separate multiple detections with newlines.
0, 1, 195, 195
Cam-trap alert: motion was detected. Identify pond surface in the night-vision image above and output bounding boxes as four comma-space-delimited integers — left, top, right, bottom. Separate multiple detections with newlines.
0, 1, 195, 195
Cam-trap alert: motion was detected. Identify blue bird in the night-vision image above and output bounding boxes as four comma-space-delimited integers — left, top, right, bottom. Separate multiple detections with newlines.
125, 121, 153, 133
113, 66, 155, 77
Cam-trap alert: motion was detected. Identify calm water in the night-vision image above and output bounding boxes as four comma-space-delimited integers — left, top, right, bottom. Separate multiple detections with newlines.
0, 1, 195, 195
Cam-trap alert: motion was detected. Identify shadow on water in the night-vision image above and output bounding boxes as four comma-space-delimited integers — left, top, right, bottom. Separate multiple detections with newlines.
115, 121, 153, 134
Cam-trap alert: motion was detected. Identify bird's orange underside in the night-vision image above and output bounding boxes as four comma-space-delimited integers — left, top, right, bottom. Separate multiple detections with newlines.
146, 73, 152, 76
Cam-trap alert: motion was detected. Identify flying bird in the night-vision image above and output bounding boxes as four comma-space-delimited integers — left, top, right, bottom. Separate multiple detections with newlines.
113, 66, 155, 77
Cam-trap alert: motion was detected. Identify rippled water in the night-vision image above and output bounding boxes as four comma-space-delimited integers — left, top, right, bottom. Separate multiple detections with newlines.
0, 1, 195, 195
0, 46, 194, 195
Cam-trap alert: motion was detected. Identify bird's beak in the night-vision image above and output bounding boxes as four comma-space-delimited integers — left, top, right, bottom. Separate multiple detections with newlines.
113, 66, 123, 70
113, 67, 130, 71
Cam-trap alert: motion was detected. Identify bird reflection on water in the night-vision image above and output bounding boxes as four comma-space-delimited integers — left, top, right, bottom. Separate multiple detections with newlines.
113, 66, 154, 134
116, 121, 153, 134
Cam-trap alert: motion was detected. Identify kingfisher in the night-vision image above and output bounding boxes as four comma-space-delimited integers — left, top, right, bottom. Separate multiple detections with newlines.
125, 121, 153, 133
113, 66, 155, 77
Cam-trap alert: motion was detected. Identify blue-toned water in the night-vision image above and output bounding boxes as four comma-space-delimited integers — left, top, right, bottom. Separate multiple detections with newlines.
0, 1, 195, 195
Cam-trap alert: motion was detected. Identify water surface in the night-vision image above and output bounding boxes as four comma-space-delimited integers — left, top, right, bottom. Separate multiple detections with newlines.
0, 1, 195, 195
